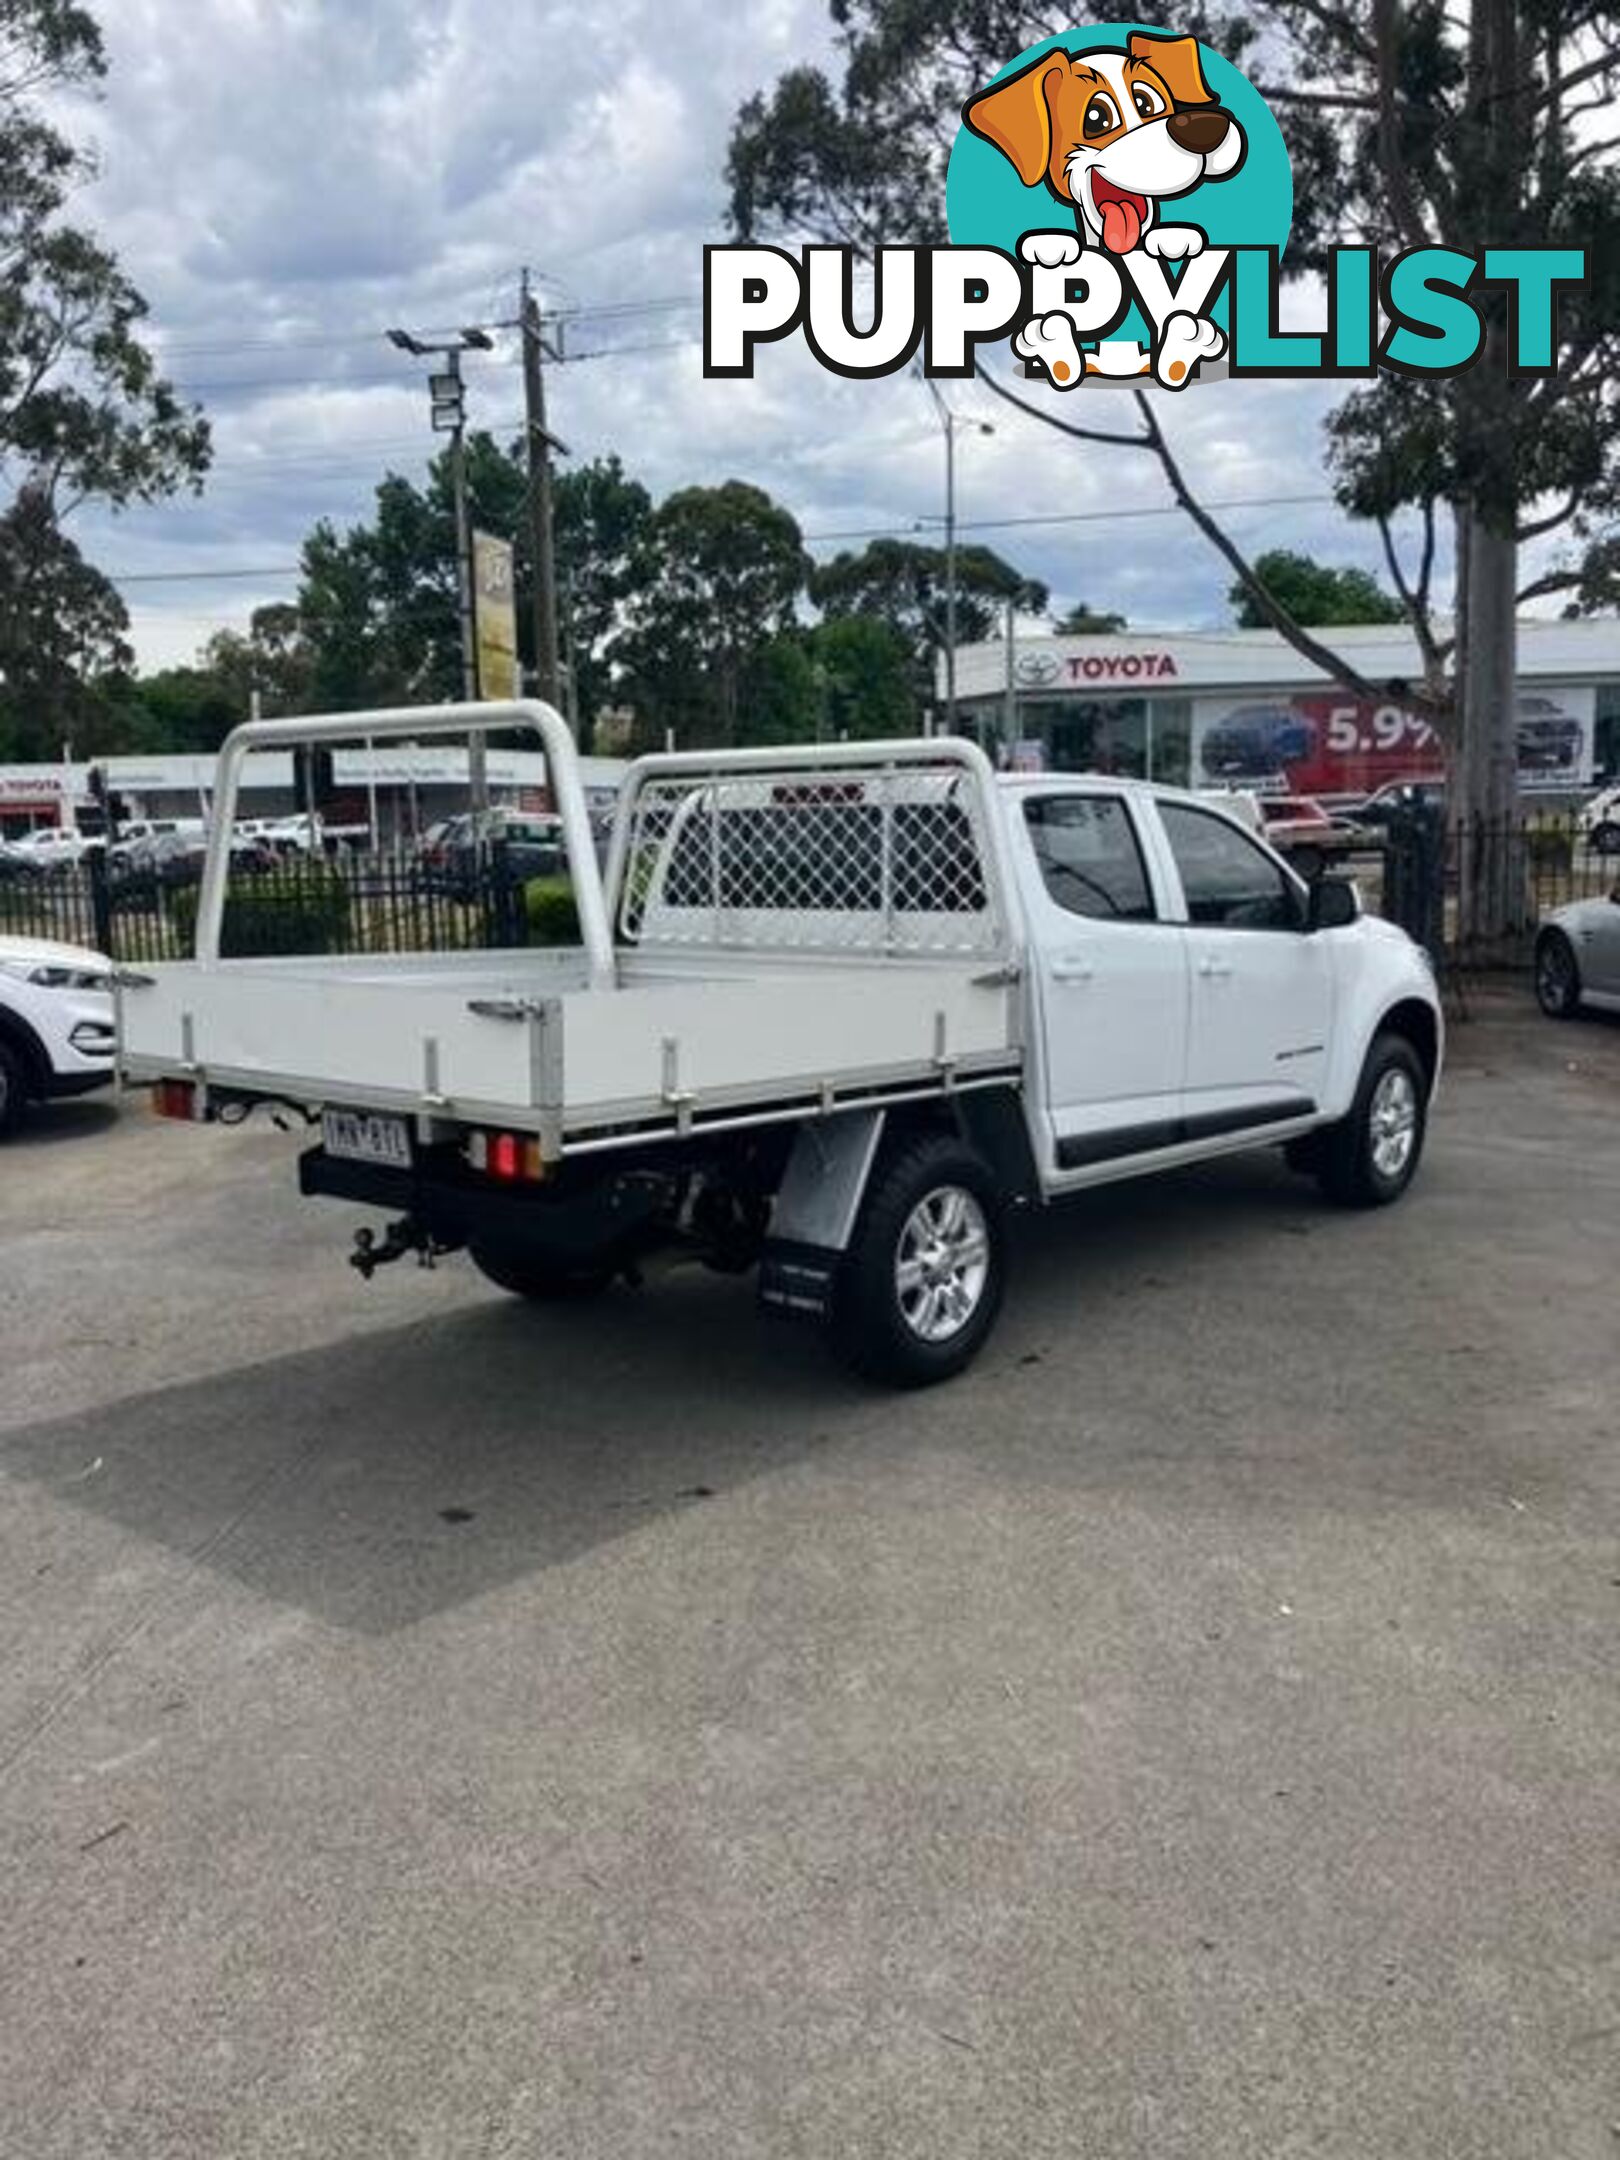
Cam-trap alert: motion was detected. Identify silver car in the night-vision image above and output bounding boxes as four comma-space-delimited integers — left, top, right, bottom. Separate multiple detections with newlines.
1535, 887, 1620, 1017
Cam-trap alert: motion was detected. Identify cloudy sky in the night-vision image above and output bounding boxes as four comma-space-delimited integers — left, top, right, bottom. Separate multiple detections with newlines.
60, 0, 1444, 673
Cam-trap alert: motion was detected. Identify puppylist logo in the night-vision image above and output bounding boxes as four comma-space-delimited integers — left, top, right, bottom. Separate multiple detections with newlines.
705, 19, 1587, 390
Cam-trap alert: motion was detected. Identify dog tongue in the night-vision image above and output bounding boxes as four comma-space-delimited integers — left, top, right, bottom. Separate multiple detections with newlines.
1101, 196, 1142, 253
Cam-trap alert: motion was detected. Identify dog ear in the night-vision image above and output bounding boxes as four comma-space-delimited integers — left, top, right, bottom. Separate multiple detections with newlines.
1127, 31, 1216, 108
963, 53, 1063, 187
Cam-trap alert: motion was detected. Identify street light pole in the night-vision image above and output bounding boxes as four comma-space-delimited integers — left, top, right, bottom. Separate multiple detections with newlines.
944, 408, 957, 733
388, 324, 493, 807
922, 376, 992, 739
444, 351, 477, 702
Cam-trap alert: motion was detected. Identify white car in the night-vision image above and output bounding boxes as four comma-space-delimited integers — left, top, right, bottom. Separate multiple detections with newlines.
1578, 785, 1620, 856
2, 825, 93, 873
0, 934, 117, 1137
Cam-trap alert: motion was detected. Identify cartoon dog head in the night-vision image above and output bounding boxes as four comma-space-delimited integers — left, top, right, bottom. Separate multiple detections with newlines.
964, 32, 1245, 254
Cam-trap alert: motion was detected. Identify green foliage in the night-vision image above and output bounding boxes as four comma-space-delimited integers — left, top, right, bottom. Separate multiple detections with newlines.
1054, 602, 1127, 635
809, 614, 918, 738
615, 480, 810, 747
281, 444, 651, 738
201, 604, 311, 723
170, 868, 351, 959
111, 663, 237, 756
555, 454, 653, 745
0, 0, 210, 753
1230, 550, 1405, 631
0, 488, 131, 755
1, 0, 210, 509
809, 537, 1047, 705
522, 874, 580, 946
726, 1, 1259, 249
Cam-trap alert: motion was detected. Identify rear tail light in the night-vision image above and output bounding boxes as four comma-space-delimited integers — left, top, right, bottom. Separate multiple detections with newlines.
152, 1078, 199, 1121
466, 1129, 545, 1182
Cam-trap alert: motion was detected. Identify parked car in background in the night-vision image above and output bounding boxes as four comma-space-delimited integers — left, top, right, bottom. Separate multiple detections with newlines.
1, 825, 94, 875
1577, 784, 1620, 856
110, 829, 276, 900
1348, 779, 1448, 828
0, 933, 115, 1136
1515, 696, 1583, 774
1534, 888, 1620, 1017
1200, 792, 1365, 872
113, 817, 202, 851
1253, 795, 1368, 872
414, 809, 565, 899
1200, 705, 1316, 781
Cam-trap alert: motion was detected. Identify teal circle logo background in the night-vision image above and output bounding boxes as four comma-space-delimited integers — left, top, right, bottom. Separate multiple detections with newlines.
946, 21, 1293, 344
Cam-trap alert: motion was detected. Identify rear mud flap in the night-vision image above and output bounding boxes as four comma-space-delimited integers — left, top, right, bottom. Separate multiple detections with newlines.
758, 1239, 841, 1323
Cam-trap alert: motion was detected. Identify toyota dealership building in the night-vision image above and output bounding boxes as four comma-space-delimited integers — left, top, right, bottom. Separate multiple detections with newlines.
945, 618, 1620, 798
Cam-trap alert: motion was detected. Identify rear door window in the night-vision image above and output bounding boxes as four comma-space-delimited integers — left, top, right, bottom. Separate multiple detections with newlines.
1023, 795, 1156, 922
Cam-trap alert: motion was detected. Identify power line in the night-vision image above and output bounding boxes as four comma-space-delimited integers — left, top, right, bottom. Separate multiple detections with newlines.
801, 492, 1330, 543
151, 294, 699, 364
106, 565, 303, 584
100, 491, 1335, 587
552, 294, 698, 323
154, 317, 517, 361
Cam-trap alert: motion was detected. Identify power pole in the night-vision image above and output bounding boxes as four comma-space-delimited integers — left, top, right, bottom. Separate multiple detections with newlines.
521, 269, 565, 716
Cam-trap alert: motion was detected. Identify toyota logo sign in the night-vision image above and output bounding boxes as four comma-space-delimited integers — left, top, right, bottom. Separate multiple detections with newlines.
1014, 650, 1061, 687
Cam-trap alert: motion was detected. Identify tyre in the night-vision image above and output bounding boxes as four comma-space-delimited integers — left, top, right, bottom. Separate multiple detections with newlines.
468, 1240, 615, 1302
1533, 929, 1582, 1018
1590, 820, 1620, 857
1316, 1032, 1429, 1209
0, 1039, 28, 1139
830, 1133, 1006, 1387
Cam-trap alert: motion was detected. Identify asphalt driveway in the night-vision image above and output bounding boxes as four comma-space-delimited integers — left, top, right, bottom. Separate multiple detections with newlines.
1, 987, 1616, 2159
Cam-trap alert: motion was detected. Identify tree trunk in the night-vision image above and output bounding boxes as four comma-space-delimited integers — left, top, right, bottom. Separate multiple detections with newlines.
1445, 0, 1528, 959
1453, 499, 1524, 955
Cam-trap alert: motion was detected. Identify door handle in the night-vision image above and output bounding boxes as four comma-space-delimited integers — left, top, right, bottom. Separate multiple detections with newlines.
1051, 956, 1095, 984
1197, 956, 1233, 980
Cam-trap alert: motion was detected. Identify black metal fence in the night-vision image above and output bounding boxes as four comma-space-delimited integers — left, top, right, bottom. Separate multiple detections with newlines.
0, 845, 569, 965
3, 815, 1611, 970
1379, 811, 1617, 963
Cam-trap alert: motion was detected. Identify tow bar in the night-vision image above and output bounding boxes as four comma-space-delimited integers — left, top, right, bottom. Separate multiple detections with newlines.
350, 1217, 454, 1279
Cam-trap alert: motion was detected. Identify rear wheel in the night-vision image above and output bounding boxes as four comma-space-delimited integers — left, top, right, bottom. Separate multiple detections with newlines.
468, 1240, 615, 1302
830, 1134, 1005, 1387
1317, 1033, 1428, 1208
1591, 820, 1620, 856
1534, 930, 1581, 1019
0, 1040, 28, 1140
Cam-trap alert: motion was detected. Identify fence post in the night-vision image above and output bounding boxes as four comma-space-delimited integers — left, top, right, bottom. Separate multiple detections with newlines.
87, 846, 114, 958
1383, 805, 1446, 966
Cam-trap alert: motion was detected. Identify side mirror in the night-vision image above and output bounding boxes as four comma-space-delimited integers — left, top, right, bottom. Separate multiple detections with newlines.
1307, 876, 1360, 931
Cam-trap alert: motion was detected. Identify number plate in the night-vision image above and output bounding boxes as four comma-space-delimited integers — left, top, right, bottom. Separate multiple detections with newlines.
322, 1108, 412, 1168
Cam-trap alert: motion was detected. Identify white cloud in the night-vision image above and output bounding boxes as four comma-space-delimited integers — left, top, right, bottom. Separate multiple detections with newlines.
56, 0, 1443, 672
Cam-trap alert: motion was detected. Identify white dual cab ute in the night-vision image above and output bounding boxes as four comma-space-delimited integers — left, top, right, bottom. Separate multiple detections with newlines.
119, 702, 1442, 1386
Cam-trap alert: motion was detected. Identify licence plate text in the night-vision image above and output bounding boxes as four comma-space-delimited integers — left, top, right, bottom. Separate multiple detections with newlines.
322, 1109, 412, 1168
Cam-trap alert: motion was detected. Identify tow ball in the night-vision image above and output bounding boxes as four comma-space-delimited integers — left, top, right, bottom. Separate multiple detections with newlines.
350, 1216, 452, 1279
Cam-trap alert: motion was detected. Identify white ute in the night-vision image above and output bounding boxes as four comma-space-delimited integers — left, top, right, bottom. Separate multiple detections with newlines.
120, 702, 1443, 1386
